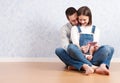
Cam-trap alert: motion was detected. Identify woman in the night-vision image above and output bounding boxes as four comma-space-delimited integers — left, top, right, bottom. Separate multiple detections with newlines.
67, 6, 114, 75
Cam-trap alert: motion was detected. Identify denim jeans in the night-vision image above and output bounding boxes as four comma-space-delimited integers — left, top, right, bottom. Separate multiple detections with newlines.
55, 48, 84, 70
91, 45, 114, 68
67, 44, 114, 69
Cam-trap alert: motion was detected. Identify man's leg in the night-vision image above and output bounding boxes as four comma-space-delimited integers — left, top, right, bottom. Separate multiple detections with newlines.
55, 48, 83, 70
55, 47, 95, 75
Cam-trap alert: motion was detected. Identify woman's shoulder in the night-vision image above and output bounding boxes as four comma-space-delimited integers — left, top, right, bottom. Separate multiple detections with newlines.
91, 25, 99, 30
71, 26, 79, 32
71, 25, 78, 29
91, 25, 100, 33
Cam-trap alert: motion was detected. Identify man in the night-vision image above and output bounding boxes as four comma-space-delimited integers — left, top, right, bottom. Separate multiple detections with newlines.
61, 7, 78, 51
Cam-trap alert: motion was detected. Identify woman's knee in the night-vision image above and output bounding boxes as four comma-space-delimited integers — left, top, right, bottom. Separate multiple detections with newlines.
103, 45, 114, 52
100, 45, 114, 54
109, 46, 114, 53
67, 44, 77, 51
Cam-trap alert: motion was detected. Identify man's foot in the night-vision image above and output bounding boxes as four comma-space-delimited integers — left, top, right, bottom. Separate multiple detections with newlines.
95, 64, 109, 75
82, 64, 94, 75
67, 66, 76, 70
92, 65, 98, 70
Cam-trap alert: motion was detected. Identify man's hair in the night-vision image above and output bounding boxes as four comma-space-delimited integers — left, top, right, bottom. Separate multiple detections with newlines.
65, 7, 77, 20
77, 6, 92, 26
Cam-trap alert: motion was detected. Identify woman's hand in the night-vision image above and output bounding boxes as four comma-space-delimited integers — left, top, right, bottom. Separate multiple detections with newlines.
86, 55, 93, 61
81, 45, 90, 53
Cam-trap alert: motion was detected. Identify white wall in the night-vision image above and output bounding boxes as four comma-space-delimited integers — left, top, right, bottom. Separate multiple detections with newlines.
0, 0, 119, 58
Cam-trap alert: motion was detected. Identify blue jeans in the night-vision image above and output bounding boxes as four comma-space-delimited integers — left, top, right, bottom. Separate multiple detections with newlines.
67, 44, 114, 69
55, 48, 84, 70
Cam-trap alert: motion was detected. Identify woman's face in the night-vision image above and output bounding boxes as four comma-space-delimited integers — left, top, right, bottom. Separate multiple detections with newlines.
78, 15, 89, 26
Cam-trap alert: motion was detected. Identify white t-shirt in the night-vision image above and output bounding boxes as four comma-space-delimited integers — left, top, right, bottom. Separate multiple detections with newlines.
71, 25, 100, 47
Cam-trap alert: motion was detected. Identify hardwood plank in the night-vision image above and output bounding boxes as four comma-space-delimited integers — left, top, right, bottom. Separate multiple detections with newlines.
0, 62, 120, 83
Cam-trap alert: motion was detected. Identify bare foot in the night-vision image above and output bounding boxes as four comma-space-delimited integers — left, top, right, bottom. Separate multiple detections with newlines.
95, 64, 109, 75
92, 65, 98, 70
82, 64, 94, 75
67, 66, 76, 70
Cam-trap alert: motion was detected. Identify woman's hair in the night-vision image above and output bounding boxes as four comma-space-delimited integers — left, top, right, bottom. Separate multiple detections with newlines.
77, 6, 92, 26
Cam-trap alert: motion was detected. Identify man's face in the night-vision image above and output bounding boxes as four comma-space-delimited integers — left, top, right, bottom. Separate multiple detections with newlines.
68, 12, 78, 26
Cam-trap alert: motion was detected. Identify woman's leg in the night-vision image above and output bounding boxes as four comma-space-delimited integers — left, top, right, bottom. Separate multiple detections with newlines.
91, 45, 114, 75
102, 45, 114, 68
67, 44, 93, 66
91, 45, 114, 68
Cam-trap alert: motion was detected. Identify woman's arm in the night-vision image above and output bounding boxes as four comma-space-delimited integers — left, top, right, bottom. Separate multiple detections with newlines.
71, 26, 81, 49
93, 27, 100, 43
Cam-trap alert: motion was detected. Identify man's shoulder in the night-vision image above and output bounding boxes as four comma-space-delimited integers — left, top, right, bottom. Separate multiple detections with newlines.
61, 23, 72, 30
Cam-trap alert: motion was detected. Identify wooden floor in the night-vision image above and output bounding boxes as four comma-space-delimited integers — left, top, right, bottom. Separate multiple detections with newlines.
0, 62, 120, 83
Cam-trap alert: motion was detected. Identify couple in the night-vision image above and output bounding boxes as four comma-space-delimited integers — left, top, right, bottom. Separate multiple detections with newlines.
55, 6, 114, 75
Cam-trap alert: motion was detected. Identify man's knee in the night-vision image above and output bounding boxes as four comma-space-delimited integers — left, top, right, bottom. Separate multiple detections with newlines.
67, 44, 77, 51
55, 48, 65, 55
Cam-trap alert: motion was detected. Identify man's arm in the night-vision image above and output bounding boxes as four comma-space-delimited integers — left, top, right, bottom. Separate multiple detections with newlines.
60, 24, 71, 50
